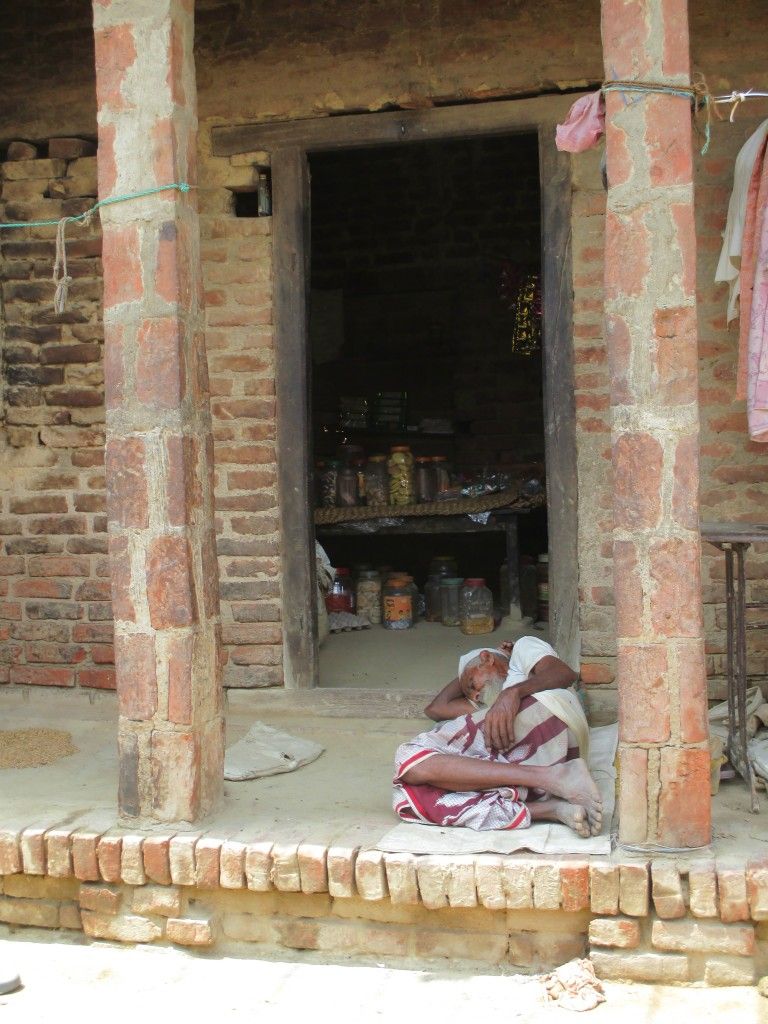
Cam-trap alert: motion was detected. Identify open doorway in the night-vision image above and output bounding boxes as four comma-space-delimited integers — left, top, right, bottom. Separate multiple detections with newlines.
308, 134, 549, 689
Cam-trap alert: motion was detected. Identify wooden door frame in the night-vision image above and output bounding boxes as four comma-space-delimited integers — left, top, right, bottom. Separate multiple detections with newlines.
212, 95, 581, 691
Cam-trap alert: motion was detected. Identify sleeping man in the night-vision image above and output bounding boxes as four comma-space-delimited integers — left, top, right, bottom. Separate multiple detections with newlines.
392, 636, 602, 836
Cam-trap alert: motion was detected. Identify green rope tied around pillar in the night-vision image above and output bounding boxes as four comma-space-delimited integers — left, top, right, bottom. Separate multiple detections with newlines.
603, 79, 712, 155
0, 181, 192, 230
0, 181, 192, 313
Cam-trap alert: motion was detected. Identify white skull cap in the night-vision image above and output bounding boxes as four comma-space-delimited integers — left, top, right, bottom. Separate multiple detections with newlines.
458, 648, 506, 678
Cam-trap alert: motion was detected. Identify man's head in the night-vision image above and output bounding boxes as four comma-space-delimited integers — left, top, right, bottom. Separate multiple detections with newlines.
459, 648, 508, 703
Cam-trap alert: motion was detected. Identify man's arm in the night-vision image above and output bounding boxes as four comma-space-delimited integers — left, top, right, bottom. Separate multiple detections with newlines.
482, 655, 578, 751
424, 676, 479, 722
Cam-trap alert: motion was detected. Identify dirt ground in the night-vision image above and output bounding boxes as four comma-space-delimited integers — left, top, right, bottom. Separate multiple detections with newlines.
1, 928, 767, 1023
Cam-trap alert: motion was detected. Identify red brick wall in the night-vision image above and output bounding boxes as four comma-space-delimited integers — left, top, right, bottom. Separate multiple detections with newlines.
0, 147, 283, 690
695, 122, 768, 694
200, 212, 283, 687
0, 1, 767, 693
573, 115, 768, 707
0, 151, 114, 689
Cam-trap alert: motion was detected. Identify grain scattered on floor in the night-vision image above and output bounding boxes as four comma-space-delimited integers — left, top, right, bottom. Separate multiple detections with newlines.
0, 728, 77, 769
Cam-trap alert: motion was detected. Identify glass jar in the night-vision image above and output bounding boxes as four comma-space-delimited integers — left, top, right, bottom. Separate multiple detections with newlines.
388, 446, 415, 506
401, 575, 421, 620
326, 568, 354, 613
460, 578, 495, 635
415, 457, 436, 504
356, 570, 382, 625
382, 576, 414, 630
319, 460, 340, 508
440, 577, 464, 627
424, 574, 443, 622
432, 456, 451, 495
352, 563, 373, 585
337, 466, 359, 507
364, 455, 389, 506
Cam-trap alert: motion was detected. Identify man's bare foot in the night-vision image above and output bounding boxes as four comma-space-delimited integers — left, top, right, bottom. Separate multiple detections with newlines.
548, 760, 602, 835
529, 799, 592, 838
552, 800, 592, 838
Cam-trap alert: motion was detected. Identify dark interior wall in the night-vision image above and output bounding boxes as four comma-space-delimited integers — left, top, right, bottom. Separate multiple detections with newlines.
309, 133, 547, 593
309, 133, 544, 475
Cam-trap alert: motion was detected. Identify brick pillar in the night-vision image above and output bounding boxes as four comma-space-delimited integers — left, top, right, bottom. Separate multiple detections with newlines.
93, 0, 224, 821
601, 0, 711, 848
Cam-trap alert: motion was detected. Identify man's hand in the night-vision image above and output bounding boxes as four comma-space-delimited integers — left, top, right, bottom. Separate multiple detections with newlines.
481, 686, 521, 752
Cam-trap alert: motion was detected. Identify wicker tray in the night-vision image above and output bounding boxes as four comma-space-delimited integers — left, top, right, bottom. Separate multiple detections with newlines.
313, 488, 544, 526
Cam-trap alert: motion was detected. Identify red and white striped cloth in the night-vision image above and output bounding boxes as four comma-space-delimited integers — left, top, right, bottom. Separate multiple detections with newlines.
393, 694, 580, 831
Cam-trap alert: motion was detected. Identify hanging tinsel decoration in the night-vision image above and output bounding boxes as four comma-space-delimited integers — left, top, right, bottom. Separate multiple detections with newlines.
500, 262, 542, 356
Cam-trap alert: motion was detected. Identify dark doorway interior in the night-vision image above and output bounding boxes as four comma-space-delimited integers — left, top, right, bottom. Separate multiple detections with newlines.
308, 134, 548, 685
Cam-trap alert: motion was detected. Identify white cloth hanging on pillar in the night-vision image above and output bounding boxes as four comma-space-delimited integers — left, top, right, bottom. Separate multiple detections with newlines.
715, 118, 768, 322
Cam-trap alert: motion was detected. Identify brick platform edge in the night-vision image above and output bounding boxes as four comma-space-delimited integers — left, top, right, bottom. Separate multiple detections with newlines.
1, 828, 767, 983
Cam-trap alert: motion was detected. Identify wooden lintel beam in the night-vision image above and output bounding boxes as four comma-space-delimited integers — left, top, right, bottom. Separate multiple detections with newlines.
211, 93, 585, 156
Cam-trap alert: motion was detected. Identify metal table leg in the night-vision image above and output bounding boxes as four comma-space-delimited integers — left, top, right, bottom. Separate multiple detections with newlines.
724, 544, 736, 756
706, 529, 766, 813
734, 544, 760, 812
722, 543, 759, 812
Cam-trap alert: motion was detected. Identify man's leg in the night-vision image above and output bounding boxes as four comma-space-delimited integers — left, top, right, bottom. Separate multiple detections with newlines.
401, 753, 602, 834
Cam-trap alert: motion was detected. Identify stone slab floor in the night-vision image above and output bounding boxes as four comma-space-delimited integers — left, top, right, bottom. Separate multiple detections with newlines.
1, 926, 766, 1022
1, 686, 767, 865
318, 615, 541, 689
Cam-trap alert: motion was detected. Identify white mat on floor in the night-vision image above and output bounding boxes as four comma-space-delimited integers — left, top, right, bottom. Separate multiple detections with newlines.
376, 723, 618, 856
224, 722, 324, 781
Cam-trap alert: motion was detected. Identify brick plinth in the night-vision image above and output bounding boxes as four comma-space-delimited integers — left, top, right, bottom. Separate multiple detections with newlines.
92, 0, 223, 821
601, 0, 710, 848
0, 839, 766, 984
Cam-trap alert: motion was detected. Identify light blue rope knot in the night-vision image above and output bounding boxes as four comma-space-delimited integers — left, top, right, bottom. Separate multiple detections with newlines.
602, 80, 712, 156
0, 181, 192, 231
701, 95, 712, 155
603, 81, 696, 102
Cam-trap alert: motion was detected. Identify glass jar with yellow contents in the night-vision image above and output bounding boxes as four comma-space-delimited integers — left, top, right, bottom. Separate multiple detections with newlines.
459, 578, 494, 635
387, 446, 415, 506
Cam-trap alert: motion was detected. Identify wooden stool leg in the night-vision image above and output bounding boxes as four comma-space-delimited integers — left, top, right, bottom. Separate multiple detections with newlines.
505, 517, 522, 621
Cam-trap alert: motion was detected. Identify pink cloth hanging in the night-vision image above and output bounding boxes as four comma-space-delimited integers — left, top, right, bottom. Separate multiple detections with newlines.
737, 135, 768, 441
555, 91, 605, 153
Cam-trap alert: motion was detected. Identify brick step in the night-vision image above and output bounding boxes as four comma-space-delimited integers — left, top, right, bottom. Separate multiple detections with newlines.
1, 824, 767, 921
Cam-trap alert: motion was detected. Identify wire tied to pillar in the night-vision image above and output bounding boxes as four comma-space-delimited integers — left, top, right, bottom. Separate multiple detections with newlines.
711, 88, 768, 122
